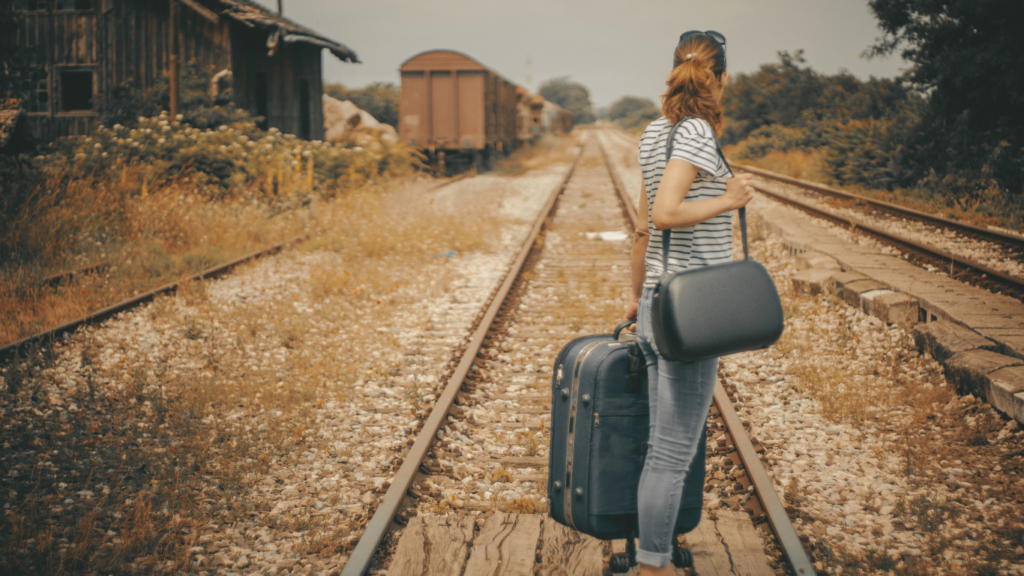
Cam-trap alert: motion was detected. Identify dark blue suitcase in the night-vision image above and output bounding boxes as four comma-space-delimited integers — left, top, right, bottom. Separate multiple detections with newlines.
548, 321, 705, 571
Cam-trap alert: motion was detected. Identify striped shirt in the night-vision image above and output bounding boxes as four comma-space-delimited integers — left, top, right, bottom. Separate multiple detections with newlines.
639, 116, 732, 288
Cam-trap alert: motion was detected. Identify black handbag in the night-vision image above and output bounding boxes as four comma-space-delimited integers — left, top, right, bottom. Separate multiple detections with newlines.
649, 120, 785, 362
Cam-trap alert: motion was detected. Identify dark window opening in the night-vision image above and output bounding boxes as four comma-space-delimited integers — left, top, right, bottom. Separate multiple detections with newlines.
298, 79, 310, 139
60, 70, 93, 111
255, 72, 268, 130
55, 0, 93, 10
16, 0, 49, 10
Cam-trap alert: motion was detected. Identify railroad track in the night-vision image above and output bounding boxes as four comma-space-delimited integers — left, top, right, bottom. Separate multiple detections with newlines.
342, 137, 813, 575
2, 170, 489, 364
0, 235, 308, 365
602, 125, 1024, 300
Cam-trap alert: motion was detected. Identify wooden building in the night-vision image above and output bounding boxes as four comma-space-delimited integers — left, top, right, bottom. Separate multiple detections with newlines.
13, 0, 358, 141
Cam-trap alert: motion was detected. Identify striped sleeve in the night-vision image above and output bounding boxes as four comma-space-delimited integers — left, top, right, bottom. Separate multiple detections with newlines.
670, 118, 719, 176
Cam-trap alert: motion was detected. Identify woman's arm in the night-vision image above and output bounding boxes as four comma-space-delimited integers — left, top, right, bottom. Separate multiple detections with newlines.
624, 181, 650, 321
651, 159, 755, 230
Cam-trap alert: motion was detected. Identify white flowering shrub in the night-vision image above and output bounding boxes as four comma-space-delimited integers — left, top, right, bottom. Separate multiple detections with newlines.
39, 111, 422, 198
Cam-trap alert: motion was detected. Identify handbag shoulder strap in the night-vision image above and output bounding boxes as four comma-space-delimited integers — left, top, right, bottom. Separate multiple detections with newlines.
660, 117, 748, 278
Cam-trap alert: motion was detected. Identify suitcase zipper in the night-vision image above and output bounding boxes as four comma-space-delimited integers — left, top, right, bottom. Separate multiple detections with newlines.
594, 413, 599, 427
563, 340, 603, 530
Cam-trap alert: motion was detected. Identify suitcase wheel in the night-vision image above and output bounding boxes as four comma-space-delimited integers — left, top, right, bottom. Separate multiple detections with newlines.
672, 545, 694, 569
610, 553, 632, 573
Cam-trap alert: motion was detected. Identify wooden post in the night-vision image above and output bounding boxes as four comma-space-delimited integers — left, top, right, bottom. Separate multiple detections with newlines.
277, 0, 283, 15
169, 0, 180, 120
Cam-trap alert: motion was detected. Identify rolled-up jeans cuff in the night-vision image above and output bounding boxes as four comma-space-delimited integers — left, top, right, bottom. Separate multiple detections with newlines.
636, 548, 672, 568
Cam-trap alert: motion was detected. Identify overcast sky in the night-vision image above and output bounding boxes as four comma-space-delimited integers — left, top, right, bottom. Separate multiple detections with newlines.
253, 0, 909, 108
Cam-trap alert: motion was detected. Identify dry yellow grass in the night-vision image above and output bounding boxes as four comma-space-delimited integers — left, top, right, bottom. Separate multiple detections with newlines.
774, 282, 953, 426
0, 177, 308, 345
0, 176, 516, 574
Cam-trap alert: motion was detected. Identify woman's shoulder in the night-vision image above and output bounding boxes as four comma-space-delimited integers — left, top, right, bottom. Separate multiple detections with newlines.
677, 117, 714, 139
640, 116, 669, 139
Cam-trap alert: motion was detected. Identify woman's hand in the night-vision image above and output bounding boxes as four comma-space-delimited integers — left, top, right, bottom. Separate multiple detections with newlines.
722, 173, 756, 210
622, 297, 639, 332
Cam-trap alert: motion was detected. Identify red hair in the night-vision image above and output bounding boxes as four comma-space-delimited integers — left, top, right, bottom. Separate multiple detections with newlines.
661, 36, 726, 135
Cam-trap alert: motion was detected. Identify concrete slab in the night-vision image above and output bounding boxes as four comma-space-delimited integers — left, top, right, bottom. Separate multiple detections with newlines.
751, 196, 1024, 426
984, 366, 1024, 421
840, 279, 889, 309
949, 314, 1024, 330
913, 321, 998, 362
863, 291, 919, 326
795, 250, 840, 271
974, 328, 1024, 360
944, 349, 1024, 397
832, 271, 870, 286
791, 270, 837, 296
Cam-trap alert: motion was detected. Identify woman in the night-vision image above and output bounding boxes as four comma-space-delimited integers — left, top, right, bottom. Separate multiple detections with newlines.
624, 31, 755, 575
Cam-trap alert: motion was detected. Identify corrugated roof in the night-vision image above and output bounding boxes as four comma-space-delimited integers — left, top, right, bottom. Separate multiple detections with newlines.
216, 0, 359, 63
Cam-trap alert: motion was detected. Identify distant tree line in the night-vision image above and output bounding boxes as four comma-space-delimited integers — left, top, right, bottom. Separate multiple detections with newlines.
721, 0, 1024, 206
606, 96, 660, 132
721, 49, 922, 192
539, 77, 595, 127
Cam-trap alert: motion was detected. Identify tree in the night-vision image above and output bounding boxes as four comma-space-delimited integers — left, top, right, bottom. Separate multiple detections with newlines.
607, 96, 660, 131
324, 82, 399, 128
607, 96, 655, 122
868, 0, 1024, 193
539, 77, 595, 126
722, 50, 825, 143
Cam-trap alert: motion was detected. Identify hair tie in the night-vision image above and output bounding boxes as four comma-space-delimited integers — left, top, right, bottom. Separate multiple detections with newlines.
685, 53, 696, 61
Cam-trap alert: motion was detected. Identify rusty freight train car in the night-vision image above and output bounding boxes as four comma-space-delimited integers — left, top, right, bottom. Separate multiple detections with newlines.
399, 50, 517, 171
516, 88, 571, 141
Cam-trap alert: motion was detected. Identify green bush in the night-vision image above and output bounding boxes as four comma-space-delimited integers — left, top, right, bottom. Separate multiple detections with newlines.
39, 112, 419, 194
98, 60, 250, 131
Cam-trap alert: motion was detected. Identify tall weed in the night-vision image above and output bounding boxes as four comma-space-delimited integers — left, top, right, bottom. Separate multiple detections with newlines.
0, 111, 423, 346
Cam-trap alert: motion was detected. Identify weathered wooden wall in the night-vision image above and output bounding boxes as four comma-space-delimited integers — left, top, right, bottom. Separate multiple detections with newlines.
232, 29, 324, 141
17, 0, 324, 142
98, 0, 231, 97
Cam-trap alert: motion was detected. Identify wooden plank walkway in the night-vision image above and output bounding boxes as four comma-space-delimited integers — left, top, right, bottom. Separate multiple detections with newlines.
383, 511, 774, 576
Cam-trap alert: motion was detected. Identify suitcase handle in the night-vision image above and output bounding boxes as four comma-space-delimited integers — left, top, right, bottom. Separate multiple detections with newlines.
613, 319, 636, 340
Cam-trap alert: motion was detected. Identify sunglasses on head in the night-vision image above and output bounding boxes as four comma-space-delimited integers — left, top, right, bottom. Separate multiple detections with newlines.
674, 30, 727, 68
679, 30, 726, 49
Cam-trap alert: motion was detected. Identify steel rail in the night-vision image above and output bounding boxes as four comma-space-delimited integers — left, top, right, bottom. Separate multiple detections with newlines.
597, 132, 817, 576
732, 163, 1024, 250
597, 133, 638, 230
751, 183, 1024, 292
339, 143, 584, 576
0, 235, 308, 365
427, 172, 470, 192
605, 124, 1024, 293
39, 261, 110, 288
606, 123, 1024, 250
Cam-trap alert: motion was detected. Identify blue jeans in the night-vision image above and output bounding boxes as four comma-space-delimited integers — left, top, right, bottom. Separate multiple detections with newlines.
634, 287, 718, 567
